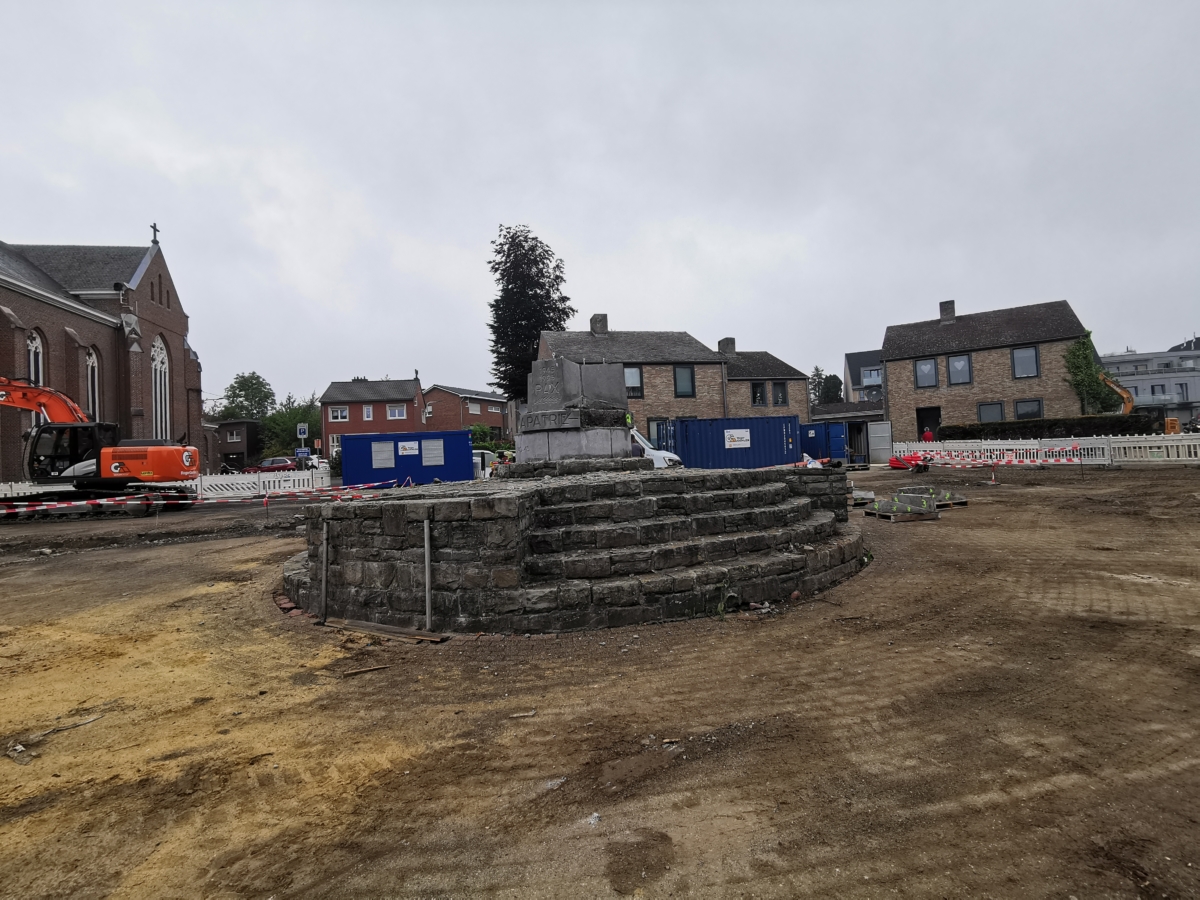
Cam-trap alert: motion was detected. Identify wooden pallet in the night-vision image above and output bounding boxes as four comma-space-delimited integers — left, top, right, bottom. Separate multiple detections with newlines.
894, 494, 969, 510
862, 508, 941, 522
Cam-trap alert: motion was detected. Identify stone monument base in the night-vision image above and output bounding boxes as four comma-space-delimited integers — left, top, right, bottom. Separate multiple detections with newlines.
516, 426, 631, 463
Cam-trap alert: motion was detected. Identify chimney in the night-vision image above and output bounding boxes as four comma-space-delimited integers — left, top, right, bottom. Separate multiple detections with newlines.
590, 313, 608, 335
939, 300, 956, 324
718, 337, 736, 354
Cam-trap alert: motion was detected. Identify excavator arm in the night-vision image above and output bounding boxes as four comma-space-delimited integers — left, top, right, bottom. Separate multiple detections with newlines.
1099, 371, 1135, 415
0, 376, 89, 423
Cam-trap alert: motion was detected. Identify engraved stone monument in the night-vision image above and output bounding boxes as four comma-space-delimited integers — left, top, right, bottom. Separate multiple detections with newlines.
515, 357, 632, 462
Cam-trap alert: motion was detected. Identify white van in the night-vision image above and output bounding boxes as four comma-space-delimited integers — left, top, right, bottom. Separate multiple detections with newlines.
631, 428, 683, 469
473, 449, 497, 478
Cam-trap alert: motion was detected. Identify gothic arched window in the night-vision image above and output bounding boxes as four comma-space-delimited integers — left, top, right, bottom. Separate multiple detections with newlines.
27, 331, 45, 425
86, 348, 100, 420
151, 336, 170, 440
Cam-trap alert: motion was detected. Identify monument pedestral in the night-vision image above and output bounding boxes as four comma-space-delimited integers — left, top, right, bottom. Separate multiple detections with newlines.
516, 358, 633, 463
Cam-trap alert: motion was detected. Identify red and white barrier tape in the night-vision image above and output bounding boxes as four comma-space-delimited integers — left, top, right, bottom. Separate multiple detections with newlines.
0, 480, 400, 515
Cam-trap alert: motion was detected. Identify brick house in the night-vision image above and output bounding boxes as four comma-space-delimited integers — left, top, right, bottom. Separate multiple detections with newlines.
843, 349, 883, 402
717, 338, 809, 422
210, 417, 261, 470
423, 385, 509, 438
881, 300, 1089, 439
0, 236, 206, 482
320, 377, 423, 457
540, 314, 808, 447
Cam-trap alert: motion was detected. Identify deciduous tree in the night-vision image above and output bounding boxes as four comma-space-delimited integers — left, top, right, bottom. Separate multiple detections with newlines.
218, 372, 276, 421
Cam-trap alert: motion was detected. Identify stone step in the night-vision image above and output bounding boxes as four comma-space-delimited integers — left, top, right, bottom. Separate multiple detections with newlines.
528, 497, 813, 554
531, 482, 794, 528
524, 510, 836, 581
468, 527, 866, 632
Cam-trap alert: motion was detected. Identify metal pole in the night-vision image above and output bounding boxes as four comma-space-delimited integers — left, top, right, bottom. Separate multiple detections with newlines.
320, 520, 329, 624
424, 517, 432, 632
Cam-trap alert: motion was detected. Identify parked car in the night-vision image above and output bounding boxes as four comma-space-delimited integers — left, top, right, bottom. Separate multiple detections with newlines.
631, 428, 684, 468
242, 457, 298, 473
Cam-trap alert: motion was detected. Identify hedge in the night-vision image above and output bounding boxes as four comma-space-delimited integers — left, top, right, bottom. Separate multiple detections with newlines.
937, 415, 1156, 441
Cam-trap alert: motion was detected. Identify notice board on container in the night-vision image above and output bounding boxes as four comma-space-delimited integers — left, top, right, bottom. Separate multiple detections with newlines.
422, 439, 445, 467
724, 429, 751, 449
371, 441, 394, 468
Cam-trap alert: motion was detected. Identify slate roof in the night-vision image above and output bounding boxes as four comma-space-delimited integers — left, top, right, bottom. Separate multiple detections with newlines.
722, 351, 807, 380
10, 244, 152, 292
542, 330, 723, 365
844, 349, 883, 388
882, 301, 1087, 360
0, 241, 79, 301
1169, 337, 1199, 353
427, 384, 507, 402
320, 379, 421, 404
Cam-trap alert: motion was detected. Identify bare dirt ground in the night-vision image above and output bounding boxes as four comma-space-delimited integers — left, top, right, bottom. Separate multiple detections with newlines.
1, 466, 1199, 899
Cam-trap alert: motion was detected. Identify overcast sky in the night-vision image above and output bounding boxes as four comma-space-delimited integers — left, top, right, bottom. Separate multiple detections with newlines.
3, 2, 1197, 401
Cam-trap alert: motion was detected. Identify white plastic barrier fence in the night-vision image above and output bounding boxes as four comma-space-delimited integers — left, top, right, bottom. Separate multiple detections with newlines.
893, 434, 1198, 466
0, 482, 47, 498
197, 469, 331, 498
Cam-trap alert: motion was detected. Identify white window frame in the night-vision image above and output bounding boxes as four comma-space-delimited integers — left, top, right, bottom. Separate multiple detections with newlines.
387, 404, 406, 420
362, 404, 374, 420
329, 406, 349, 422
488, 404, 502, 413
328, 433, 342, 452
226, 429, 242, 442
151, 336, 170, 440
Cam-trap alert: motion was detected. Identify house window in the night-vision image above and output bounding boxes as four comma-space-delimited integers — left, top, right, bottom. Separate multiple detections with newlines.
977, 402, 1004, 422
85, 348, 100, 420
1130, 386, 1139, 396
947, 354, 972, 385
751, 382, 767, 407
328, 433, 342, 453
226, 429, 242, 442
362, 404, 373, 420
468, 402, 481, 415
329, 406, 349, 422
1014, 398, 1043, 419
674, 365, 695, 398
1012, 346, 1040, 378
624, 366, 644, 399
488, 405, 502, 413
772, 382, 788, 406
860, 367, 882, 386
387, 404, 406, 420
1177, 383, 1189, 401
151, 336, 170, 440
1150, 384, 1166, 395
914, 358, 938, 388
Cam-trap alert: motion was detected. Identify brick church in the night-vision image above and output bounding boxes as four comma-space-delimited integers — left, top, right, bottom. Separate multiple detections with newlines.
0, 230, 206, 483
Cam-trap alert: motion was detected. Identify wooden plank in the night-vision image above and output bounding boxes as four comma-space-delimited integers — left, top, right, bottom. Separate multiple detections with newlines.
329, 618, 449, 643
862, 509, 940, 522
343, 665, 392, 677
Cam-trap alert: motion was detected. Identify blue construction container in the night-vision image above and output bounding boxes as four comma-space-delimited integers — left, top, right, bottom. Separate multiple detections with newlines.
670, 416, 802, 469
799, 422, 850, 464
341, 430, 475, 487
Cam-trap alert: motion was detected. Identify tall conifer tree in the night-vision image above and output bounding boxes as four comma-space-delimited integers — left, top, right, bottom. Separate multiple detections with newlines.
487, 225, 575, 401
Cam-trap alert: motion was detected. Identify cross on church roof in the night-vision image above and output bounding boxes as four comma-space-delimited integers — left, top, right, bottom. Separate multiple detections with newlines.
151, 222, 160, 244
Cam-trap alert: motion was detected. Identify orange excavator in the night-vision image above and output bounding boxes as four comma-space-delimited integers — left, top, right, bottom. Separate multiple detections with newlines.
1099, 371, 1135, 415
0, 376, 199, 509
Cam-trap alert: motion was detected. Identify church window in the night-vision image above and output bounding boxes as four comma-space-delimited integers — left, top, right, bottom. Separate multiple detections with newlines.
27, 332, 45, 425
86, 348, 100, 419
151, 336, 171, 440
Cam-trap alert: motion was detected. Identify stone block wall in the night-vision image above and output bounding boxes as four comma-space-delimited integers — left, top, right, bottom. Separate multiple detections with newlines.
285, 466, 861, 634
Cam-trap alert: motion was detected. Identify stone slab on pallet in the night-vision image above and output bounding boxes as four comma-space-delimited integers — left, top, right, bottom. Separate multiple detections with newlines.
284, 466, 863, 633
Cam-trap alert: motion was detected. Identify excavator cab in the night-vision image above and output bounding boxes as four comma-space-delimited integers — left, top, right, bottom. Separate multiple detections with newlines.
26, 422, 122, 482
